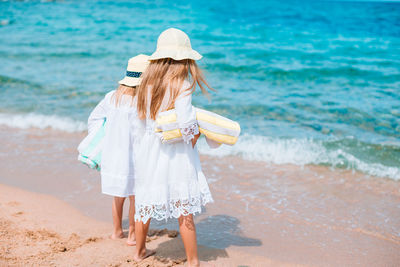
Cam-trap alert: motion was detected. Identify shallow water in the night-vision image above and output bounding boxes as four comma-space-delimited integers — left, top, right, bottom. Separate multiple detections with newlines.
0, 0, 399, 179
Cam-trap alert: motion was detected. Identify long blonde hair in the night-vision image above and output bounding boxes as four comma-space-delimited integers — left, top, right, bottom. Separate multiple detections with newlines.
112, 84, 137, 107
137, 58, 212, 120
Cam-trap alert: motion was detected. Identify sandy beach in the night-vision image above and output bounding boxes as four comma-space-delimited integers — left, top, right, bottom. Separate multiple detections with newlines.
1, 126, 400, 266
0, 183, 279, 267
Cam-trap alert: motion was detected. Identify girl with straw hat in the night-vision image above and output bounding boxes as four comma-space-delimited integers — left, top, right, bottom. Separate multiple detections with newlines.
133, 28, 214, 267
86, 54, 149, 246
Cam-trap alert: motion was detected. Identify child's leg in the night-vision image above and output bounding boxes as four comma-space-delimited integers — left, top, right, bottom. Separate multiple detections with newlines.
133, 218, 155, 261
111, 196, 125, 239
178, 215, 214, 267
126, 196, 136, 246
178, 214, 200, 267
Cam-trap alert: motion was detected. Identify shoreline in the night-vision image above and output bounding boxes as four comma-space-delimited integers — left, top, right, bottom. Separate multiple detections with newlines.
1, 126, 400, 266
2, 112, 400, 181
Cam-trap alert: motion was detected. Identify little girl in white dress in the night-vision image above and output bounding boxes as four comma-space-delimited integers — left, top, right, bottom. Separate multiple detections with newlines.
133, 28, 213, 267
87, 54, 149, 245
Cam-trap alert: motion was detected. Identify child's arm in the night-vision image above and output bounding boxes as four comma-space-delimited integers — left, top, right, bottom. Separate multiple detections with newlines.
205, 137, 221, 148
175, 91, 200, 147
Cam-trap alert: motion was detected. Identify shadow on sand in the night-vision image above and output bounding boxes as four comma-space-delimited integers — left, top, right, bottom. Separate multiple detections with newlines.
195, 215, 262, 249
144, 214, 262, 262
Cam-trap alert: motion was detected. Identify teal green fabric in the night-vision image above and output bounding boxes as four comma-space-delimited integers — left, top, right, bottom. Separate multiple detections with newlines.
78, 119, 106, 171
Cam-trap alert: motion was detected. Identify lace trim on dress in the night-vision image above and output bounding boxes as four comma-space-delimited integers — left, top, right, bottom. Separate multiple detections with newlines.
134, 192, 213, 223
180, 122, 199, 144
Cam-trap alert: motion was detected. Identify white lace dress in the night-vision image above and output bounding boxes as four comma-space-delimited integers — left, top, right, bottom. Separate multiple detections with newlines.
134, 83, 213, 223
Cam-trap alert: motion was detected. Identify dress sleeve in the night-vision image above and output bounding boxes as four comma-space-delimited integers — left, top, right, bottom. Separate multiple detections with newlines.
87, 97, 108, 133
175, 91, 199, 144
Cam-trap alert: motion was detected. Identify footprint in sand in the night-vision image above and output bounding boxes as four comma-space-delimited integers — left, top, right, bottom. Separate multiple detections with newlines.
147, 228, 179, 238
12, 211, 24, 216
7, 201, 20, 207
85, 236, 102, 243
24, 229, 60, 241
50, 233, 81, 253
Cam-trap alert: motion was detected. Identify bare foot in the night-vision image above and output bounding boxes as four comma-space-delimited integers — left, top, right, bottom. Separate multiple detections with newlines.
133, 248, 156, 262
185, 261, 215, 267
199, 261, 215, 267
126, 239, 136, 246
127, 230, 136, 246
110, 231, 124, 240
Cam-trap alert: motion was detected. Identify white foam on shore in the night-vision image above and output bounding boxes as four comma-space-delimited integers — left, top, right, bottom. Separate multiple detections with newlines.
198, 134, 400, 181
0, 113, 86, 133
1, 112, 398, 180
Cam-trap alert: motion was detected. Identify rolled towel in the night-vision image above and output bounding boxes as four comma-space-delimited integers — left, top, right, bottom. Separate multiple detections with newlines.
77, 119, 106, 171
155, 107, 240, 145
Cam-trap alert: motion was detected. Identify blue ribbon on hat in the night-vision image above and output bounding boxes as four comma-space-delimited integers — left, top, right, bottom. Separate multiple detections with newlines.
126, 71, 142, 78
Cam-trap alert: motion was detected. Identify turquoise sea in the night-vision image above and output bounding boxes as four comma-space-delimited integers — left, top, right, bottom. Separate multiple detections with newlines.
0, 0, 399, 179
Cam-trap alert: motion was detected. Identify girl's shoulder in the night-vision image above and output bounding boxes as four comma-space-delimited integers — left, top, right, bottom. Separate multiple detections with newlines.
104, 90, 117, 103
180, 80, 191, 91
97, 90, 117, 107
104, 90, 138, 111
176, 80, 192, 99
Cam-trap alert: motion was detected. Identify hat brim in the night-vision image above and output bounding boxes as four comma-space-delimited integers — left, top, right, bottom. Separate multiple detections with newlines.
118, 77, 141, 87
149, 48, 202, 61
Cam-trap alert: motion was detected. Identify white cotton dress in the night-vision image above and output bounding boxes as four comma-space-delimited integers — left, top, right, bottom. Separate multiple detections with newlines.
88, 90, 143, 197
134, 81, 214, 223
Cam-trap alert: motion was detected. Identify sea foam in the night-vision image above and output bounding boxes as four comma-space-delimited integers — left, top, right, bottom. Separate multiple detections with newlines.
198, 134, 400, 181
1, 112, 399, 181
0, 113, 86, 133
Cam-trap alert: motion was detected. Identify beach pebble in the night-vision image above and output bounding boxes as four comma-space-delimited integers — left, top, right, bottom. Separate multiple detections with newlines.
167, 230, 178, 238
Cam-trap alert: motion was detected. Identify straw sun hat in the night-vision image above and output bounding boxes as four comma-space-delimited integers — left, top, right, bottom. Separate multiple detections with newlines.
118, 54, 150, 87
149, 28, 202, 61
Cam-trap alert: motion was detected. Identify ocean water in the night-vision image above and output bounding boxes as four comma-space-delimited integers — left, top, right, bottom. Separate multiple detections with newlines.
0, 0, 399, 179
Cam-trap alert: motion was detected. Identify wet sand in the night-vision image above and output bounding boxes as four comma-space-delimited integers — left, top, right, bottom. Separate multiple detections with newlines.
1, 126, 400, 266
